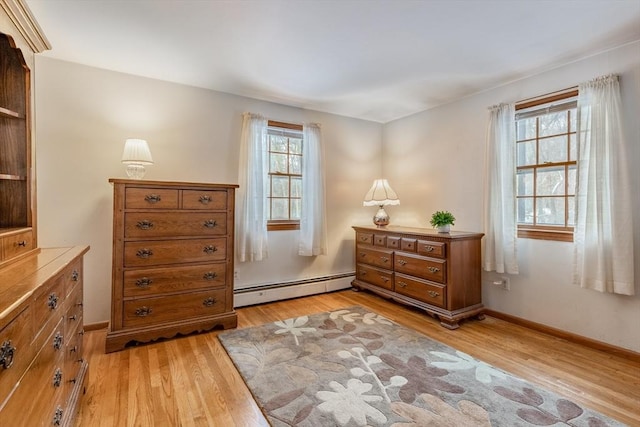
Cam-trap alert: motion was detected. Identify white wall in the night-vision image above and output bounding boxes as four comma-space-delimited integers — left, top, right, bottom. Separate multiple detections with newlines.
34, 57, 382, 324
383, 41, 640, 352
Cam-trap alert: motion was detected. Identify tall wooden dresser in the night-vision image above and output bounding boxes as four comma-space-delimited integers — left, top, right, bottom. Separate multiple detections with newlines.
352, 225, 484, 329
106, 179, 238, 353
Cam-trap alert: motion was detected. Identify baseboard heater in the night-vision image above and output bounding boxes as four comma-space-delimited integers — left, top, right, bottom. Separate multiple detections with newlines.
234, 272, 355, 308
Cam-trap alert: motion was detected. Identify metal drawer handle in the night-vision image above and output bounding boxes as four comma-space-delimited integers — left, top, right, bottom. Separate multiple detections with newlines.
203, 245, 218, 254
144, 194, 161, 204
53, 368, 63, 387
53, 332, 63, 350
360, 270, 367, 276
136, 220, 154, 230
16, 240, 27, 247
53, 407, 63, 426
398, 260, 407, 266
424, 246, 434, 252
428, 290, 440, 298
68, 315, 78, 321
203, 272, 218, 280
397, 281, 407, 288
199, 195, 212, 204
359, 252, 366, 257
428, 266, 440, 273
70, 345, 78, 354
135, 306, 153, 317
381, 276, 389, 282
0, 340, 16, 369
135, 277, 153, 288
76, 301, 84, 307
203, 297, 217, 307
380, 256, 389, 263
71, 270, 79, 281
203, 219, 217, 228
48, 293, 59, 310
136, 249, 153, 258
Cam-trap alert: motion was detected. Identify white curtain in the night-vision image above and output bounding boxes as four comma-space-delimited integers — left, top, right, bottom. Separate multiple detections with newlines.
298, 123, 328, 256
573, 75, 634, 295
483, 103, 519, 274
236, 113, 269, 262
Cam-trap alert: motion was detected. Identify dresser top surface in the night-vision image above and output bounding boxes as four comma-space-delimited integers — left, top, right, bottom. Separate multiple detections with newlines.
109, 178, 239, 189
353, 225, 484, 240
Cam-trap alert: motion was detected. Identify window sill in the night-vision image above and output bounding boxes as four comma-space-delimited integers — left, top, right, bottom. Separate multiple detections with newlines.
518, 227, 573, 242
267, 221, 300, 231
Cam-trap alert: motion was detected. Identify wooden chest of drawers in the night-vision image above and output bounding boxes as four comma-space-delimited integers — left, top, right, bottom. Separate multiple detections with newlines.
105, 179, 238, 353
352, 225, 484, 329
0, 246, 89, 427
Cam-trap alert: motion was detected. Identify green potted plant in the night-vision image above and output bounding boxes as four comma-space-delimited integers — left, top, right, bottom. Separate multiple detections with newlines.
430, 210, 455, 233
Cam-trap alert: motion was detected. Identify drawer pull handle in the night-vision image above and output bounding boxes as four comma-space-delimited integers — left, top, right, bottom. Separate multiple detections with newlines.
136, 277, 153, 288
203, 219, 217, 228
428, 266, 440, 273
53, 332, 63, 350
199, 195, 212, 204
359, 252, 366, 257
70, 345, 78, 354
428, 290, 440, 298
0, 340, 16, 369
53, 368, 63, 387
16, 240, 27, 247
48, 293, 59, 310
424, 246, 434, 252
79, 329, 85, 336
136, 220, 154, 230
68, 315, 78, 321
135, 306, 153, 317
203, 297, 217, 307
53, 407, 64, 426
203, 272, 218, 280
203, 245, 218, 254
360, 270, 367, 276
144, 194, 162, 204
398, 260, 407, 266
136, 249, 153, 258
71, 269, 79, 281
397, 281, 407, 288
380, 256, 389, 263
76, 301, 84, 307
381, 276, 389, 282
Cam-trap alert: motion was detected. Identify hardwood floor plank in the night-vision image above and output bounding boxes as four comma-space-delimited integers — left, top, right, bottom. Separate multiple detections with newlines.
76, 290, 640, 426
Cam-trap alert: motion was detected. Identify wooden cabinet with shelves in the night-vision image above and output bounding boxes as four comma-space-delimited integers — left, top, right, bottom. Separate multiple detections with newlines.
352, 225, 484, 329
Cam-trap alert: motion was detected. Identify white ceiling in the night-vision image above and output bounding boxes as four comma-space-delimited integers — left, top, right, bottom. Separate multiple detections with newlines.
25, 0, 640, 123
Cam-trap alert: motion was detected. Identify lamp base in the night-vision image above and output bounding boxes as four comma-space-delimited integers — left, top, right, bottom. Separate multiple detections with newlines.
125, 164, 147, 180
373, 206, 390, 227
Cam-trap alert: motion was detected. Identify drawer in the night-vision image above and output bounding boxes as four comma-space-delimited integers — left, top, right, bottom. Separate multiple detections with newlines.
0, 308, 34, 406
2, 229, 34, 260
124, 238, 227, 267
125, 188, 179, 209
123, 263, 227, 297
63, 258, 83, 298
373, 235, 386, 246
356, 246, 393, 270
33, 275, 66, 343
124, 212, 227, 238
387, 236, 400, 249
0, 319, 65, 427
417, 240, 446, 258
356, 264, 393, 290
64, 326, 84, 401
395, 252, 446, 284
395, 273, 446, 308
122, 288, 227, 328
356, 232, 373, 245
182, 190, 227, 210
401, 238, 417, 252
64, 284, 83, 336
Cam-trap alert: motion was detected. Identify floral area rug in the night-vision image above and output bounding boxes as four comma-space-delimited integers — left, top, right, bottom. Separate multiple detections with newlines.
218, 306, 624, 426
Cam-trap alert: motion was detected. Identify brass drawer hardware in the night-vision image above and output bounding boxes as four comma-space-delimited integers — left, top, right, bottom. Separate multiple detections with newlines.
136, 249, 153, 258
397, 281, 407, 288
53, 407, 64, 426
203, 297, 217, 307
16, 240, 27, 247
428, 266, 440, 273
424, 246, 434, 252
203, 272, 217, 280
381, 276, 389, 282
380, 256, 389, 263
135, 306, 153, 317
203, 219, 217, 228
144, 194, 162, 204
48, 293, 59, 310
53, 332, 63, 350
135, 277, 153, 288
71, 269, 79, 281
199, 195, 212, 204
0, 340, 16, 369
203, 245, 217, 254
136, 220, 154, 230
68, 315, 78, 321
398, 260, 408, 266
428, 290, 440, 298
53, 368, 63, 387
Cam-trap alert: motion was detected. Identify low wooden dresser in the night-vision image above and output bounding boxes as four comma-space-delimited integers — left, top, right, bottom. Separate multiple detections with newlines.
0, 246, 89, 426
352, 225, 484, 329
105, 179, 238, 353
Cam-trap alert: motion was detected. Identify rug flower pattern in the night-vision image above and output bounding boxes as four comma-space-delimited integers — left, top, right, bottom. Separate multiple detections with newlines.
218, 306, 623, 427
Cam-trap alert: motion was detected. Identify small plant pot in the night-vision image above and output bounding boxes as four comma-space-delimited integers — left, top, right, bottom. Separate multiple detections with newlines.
436, 224, 450, 233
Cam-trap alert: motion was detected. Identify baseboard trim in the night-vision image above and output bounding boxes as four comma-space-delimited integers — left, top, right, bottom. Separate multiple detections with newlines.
84, 321, 109, 331
234, 273, 354, 307
485, 309, 640, 363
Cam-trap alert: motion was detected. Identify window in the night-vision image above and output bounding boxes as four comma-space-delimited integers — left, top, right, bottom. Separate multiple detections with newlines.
515, 90, 578, 242
266, 120, 303, 231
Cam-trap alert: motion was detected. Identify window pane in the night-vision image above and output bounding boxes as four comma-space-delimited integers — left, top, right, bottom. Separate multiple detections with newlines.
290, 154, 301, 175
272, 175, 289, 197
567, 196, 575, 226
270, 135, 288, 153
536, 166, 565, 196
516, 117, 536, 141
539, 135, 568, 163
569, 109, 577, 132
539, 111, 568, 137
517, 169, 534, 196
271, 199, 289, 220
270, 153, 288, 174
517, 198, 534, 224
569, 134, 577, 161
536, 197, 565, 225
516, 140, 536, 166
567, 165, 576, 195
291, 199, 301, 219
291, 177, 302, 197
290, 138, 302, 154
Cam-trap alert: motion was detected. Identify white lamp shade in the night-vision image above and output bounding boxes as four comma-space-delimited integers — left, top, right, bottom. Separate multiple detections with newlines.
363, 179, 400, 206
121, 139, 153, 165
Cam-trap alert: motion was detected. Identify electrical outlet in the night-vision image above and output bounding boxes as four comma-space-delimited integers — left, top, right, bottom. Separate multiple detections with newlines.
234, 270, 238, 279
500, 276, 510, 290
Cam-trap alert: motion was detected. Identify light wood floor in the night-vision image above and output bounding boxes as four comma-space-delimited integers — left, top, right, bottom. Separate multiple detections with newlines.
76, 290, 640, 426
